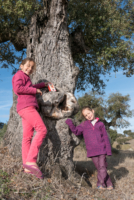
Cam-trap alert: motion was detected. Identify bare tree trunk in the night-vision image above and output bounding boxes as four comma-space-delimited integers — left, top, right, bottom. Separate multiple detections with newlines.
4, 0, 89, 184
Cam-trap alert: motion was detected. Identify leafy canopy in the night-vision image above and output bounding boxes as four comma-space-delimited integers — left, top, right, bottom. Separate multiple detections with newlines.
68, 0, 134, 92
109, 128, 118, 145
0, 0, 134, 92
0, 0, 42, 71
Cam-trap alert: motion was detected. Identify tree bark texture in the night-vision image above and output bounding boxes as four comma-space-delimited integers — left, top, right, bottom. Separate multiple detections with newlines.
4, 0, 84, 181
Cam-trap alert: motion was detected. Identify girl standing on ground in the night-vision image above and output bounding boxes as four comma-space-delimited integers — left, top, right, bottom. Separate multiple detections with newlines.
12, 57, 50, 179
65, 106, 113, 190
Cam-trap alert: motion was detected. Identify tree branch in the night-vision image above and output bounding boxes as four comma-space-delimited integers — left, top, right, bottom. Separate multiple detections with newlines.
69, 27, 90, 56
0, 26, 28, 51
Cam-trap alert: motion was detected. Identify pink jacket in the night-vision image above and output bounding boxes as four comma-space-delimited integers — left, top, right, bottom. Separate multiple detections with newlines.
12, 70, 45, 112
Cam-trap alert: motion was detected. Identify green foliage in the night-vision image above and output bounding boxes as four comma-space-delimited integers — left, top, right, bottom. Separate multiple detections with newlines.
124, 130, 134, 139
107, 93, 133, 127
0, 0, 41, 70
0, 123, 7, 141
75, 92, 133, 128
109, 129, 118, 146
68, 0, 134, 92
0, 0, 134, 92
0, 122, 4, 129
111, 147, 119, 154
116, 137, 130, 145
0, 170, 11, 198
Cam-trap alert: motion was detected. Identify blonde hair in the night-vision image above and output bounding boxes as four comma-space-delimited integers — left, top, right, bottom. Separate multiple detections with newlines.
20, 57, 36, 72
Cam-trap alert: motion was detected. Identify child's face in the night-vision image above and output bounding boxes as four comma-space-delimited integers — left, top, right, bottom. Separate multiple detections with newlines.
82, 109, 95, 121
20, 61, 35, 76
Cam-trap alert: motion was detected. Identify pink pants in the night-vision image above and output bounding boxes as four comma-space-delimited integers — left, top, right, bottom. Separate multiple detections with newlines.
91, 155, 113, 187
18, 106, 47, 164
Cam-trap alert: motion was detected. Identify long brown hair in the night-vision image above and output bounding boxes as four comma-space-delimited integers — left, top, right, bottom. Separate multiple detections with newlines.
20, 57, 36, 72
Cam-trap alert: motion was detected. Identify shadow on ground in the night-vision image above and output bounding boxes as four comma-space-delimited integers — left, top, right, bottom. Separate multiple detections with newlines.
74, 151, 134, 187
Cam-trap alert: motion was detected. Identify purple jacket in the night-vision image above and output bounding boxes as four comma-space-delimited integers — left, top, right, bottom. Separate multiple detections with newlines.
12, 70, 45, 112
65, 119, 112, 158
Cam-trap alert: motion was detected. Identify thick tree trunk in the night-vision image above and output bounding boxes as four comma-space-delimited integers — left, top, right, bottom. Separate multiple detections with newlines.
4, 0, 88, 184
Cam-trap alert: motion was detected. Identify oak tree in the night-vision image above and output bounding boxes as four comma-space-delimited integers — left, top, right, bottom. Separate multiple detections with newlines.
1, 0, 134, 182
0, 0, 134, 92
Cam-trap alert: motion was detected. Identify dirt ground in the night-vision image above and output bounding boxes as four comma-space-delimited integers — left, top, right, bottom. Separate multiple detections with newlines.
0, 145, 134, 200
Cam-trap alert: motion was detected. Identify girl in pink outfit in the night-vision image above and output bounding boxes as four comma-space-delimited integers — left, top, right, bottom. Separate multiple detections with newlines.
12, 57, 50, 179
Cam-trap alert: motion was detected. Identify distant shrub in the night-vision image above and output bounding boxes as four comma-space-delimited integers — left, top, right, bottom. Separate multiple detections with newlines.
109, 129, 118, 146
116, 144, 121, 150
112, 147, 119, 154
0, 123, 7, 140
0, 122, 4, 129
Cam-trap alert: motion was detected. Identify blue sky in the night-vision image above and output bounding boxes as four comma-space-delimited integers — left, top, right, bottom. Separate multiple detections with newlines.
0, 67, 134, 134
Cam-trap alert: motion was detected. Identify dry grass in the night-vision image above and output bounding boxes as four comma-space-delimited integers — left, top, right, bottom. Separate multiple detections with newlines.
0, 144, 134, 200
113, 139, 134, 151
74, 145, 134, 200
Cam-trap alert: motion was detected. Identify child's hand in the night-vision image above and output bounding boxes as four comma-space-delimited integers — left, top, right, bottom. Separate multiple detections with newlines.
44, 82, 51, 87
65, 119, 73, 125
36, 89, 42, 95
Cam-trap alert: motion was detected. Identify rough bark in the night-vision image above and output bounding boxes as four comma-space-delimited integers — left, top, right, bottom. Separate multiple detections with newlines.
4, 0, 89, 185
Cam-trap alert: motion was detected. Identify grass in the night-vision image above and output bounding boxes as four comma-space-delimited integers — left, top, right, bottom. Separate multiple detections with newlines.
0, 124, 7, 140
120, 144, 131, 150
0, 145, 134, 200
0, 169, 11, 199
0, 127, 134, 199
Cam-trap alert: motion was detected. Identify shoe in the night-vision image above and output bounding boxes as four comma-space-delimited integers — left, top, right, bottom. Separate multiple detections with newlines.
107, 186, 113, 190
23, 170, 33, 174
23, 164, 44, 179
97, 185, 105, 190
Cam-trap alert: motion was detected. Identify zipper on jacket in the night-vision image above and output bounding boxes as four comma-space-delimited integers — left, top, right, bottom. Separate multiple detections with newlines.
88, 121, 94, 130
88, 120, 99, 130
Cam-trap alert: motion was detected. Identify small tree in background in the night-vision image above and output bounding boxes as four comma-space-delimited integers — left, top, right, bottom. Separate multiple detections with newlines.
116, 137, 130, 145
109, 129, 118, 146
124, 130, 134, 139
0, 123, 7, 141
0, 122, 4, 129
75, 92, 133, 133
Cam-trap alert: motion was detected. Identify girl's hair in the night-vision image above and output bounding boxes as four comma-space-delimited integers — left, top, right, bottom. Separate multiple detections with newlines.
81, 106, 93, 117
20, 57, 36, 72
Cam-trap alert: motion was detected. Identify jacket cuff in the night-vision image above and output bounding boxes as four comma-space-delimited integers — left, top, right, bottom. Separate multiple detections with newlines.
32, 88, 37, 94
65, 119, 73, 126
107, 152, 112, 156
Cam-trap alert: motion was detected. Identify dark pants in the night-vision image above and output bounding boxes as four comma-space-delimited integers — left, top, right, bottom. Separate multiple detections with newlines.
91, 154, 113, 187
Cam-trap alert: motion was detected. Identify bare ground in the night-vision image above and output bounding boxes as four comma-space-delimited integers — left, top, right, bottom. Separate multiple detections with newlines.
0, 145, 134, 200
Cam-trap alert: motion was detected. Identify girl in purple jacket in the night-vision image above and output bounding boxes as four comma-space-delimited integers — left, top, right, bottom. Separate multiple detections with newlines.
12, 57, 50, 179
65, 106, 113, 190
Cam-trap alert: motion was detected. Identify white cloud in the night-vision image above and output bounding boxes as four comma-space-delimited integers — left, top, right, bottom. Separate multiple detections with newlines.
0, 104, 12, 110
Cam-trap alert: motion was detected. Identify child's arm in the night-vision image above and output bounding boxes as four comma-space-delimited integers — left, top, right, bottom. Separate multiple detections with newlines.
102, 124, 112, 156
13, 75, 36, 95
65, 119, 83, 136
33, 82, 47, 89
